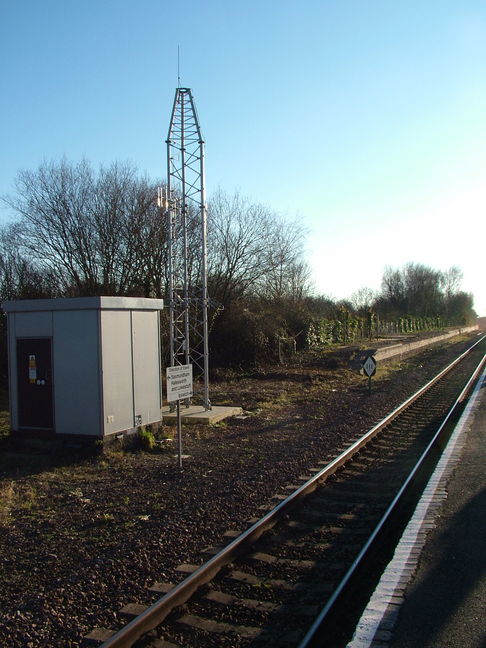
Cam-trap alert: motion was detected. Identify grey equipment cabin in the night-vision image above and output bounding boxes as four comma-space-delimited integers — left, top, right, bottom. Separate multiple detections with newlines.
2, 296, 164, 440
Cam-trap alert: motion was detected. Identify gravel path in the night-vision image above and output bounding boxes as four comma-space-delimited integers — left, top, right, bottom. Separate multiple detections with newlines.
0, 336, 479, 647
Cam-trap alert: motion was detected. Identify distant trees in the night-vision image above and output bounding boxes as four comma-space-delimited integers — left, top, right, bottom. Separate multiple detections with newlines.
441, 266, 463, 300
0, 159, 315, 369
379, 266, 405, 315
1, 162, 311, 306
374, 262, 475, 325
303, 262, 476, 352
350, 287, 376, 316
402, 263, 442, 316
204, 190, 312, 365
0, 157, 477, 373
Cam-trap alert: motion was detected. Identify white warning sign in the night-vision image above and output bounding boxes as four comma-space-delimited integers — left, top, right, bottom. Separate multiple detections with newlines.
166, 364, 193, 402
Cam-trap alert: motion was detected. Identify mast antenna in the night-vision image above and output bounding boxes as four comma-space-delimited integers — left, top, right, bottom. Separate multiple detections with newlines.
163, 87, 211, 410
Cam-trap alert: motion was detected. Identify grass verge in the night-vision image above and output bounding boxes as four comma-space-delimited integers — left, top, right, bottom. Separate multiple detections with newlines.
0, 388, 9, 438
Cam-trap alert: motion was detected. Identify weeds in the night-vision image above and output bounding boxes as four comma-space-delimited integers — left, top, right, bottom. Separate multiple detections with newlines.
100, 512, 115, 523
0, 388, 9, 438
0, 481, 37, 525
20, 486, 37, 510
0, 481, 14, 526
138, 427, 156, 451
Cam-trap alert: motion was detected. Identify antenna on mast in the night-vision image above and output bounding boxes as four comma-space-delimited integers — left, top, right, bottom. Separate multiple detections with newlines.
164, 87, 211, 410
177, 45, 181, 88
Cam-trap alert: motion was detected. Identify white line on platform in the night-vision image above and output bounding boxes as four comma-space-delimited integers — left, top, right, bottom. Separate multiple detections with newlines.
346, 364, 486, 648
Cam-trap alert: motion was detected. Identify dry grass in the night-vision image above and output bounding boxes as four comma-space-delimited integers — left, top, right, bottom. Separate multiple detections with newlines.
0, 480, 38, 526
0, 388, 9, 438
0, 481, 14, 526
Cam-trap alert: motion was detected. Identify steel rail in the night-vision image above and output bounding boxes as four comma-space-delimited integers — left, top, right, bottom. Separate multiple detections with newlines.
298, 344, 486, 648
100, 335, 486, 648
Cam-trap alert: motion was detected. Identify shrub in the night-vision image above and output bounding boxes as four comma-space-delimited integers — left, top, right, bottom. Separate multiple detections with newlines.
138, 426, 155, 451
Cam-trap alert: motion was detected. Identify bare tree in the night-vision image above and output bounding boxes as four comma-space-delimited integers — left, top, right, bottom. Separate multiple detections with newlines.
376, 262, 475, 324
207, 190, 311, 306
258, 218, 312, 300
207, 190, 272, 306
381, 266, 405, 303
440, 266, 463, 299
0, 224, 59, 300
2, 159, 97, 293
2, 159, 166, 297
378, 266, 406, 317
350, 287, 376, 314
403, 262, 442, 316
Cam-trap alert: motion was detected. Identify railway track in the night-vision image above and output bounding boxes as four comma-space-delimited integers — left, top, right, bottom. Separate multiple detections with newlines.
85, 335, 486, 648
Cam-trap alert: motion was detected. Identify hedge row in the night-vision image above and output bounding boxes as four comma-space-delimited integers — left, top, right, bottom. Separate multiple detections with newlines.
305, 313, 445, 348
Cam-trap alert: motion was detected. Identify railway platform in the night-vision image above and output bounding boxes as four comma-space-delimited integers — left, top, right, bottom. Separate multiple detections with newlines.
348, 363, 486, 648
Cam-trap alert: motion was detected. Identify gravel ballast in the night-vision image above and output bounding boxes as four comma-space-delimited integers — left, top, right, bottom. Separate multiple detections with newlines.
0, 335, 481, 647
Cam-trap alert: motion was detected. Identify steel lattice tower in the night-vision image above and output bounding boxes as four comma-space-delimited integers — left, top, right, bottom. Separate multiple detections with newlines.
161, 87, 210, 410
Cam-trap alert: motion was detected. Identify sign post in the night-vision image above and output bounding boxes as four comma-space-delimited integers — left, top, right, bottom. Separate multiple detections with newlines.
362, 355, 377, 394
166, 364, 193, 468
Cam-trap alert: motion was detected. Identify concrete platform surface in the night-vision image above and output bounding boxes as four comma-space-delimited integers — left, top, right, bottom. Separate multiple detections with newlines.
374, 326, 479, 362
388, 365, 486, 648
161, 404, 243, 425
347, 362, 486, 648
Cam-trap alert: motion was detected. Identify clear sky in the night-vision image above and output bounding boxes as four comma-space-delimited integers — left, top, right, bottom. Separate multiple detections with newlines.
1, 0, 485, 315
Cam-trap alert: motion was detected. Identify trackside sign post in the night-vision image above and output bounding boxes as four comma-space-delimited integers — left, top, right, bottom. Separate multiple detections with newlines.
166, 364, 193, 468
362, 355, 377, 394
167, 364, 193, 402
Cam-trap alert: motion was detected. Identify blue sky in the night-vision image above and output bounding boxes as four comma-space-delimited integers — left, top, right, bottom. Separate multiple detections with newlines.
1, 0, 485, 314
